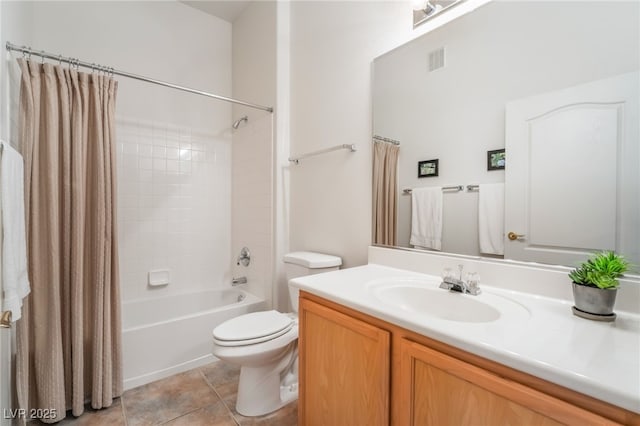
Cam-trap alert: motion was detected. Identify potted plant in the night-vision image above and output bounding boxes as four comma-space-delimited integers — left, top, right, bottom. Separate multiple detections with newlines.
568, 251, 629, 319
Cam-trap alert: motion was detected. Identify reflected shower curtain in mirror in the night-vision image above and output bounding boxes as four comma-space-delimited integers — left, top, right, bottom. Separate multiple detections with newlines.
15, 59, 122, 423
372, 140, 399, 246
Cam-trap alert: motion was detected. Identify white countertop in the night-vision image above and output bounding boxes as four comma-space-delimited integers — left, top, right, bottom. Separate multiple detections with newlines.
289, 264, 640, 414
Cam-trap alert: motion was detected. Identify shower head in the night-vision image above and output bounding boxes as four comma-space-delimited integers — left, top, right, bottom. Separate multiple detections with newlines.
232, 115, 248, 129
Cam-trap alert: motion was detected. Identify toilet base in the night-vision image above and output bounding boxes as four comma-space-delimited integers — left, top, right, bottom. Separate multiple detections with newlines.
235, 344, 298, 416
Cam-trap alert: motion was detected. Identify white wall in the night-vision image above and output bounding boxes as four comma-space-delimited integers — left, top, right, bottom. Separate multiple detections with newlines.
287, 0, 487, 267
374, 1, 640, 256
232, 1, 277, 305
25, 1, 234, 301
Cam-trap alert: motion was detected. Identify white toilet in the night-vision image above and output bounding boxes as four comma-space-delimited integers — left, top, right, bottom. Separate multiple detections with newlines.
211, 251, 342, 416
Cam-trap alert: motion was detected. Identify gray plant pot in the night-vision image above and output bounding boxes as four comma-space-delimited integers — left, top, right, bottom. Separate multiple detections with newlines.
572, 282, 617, 315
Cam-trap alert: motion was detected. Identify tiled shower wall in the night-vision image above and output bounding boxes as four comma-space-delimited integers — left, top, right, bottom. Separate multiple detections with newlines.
116, 117, 232, 302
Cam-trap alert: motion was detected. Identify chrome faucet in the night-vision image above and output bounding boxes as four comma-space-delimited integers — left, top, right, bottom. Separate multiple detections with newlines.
439, 264, 481, 295
237, 247, 251, 267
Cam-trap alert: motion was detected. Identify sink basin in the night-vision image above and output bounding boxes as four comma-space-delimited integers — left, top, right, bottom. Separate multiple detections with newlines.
367, 277, 530, 323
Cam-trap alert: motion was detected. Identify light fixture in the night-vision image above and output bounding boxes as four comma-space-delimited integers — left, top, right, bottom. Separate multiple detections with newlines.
413, 0, 463, 28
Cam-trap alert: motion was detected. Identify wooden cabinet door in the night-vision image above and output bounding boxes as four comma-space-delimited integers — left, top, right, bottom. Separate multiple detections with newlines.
299, 297, 390, 426
398, 338, 616, 426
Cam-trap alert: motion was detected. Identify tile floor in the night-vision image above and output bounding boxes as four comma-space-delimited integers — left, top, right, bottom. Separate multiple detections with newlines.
51, 361, 297, 426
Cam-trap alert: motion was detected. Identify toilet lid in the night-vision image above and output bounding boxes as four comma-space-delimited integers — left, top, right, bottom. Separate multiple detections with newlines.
213, 310, 293, 343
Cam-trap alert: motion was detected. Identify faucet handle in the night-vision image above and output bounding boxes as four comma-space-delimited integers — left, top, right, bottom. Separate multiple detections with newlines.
237, 247, 251, 266
465, 272, 481, 295
442, 267, 453, 279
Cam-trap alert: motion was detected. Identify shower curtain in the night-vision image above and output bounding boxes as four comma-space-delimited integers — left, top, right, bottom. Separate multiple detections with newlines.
372, 140, 399, 246
15, 59, 122, 423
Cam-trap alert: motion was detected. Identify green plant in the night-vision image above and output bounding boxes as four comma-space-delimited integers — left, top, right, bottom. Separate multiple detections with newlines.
568, 251, 630, 289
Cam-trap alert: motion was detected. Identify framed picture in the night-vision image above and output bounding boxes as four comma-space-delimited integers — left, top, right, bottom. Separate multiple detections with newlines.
487, 149, 505, 170
418, 159, 439, 178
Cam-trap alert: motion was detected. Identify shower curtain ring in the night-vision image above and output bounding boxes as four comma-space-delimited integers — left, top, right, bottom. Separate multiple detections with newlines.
21, 46, 27, 58
41, 51, 45, 64
58, 54, 63, 66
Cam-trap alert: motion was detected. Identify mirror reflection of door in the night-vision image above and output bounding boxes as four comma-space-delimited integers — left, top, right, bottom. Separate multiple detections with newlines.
505, 72, 639, 267
372, 1, 639, 268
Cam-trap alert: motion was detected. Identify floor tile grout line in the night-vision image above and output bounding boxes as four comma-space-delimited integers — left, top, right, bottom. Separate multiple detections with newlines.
155, 370, 226, 425
198, 366, 241, 426
120, 394, 129, 426
157, 405, 211, 426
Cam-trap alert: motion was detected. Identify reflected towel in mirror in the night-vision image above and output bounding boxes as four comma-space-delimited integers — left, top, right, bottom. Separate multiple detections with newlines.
410, 187, 442, 251
479, 183, 505, 255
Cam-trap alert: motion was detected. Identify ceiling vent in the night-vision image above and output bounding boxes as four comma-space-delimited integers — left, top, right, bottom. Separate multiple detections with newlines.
428, 47, 445, 72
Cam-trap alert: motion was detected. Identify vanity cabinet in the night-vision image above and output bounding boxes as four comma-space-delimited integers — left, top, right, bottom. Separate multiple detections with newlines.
399, 339, 605, 425
298, 291, 639, 426
298, 296, 390, 426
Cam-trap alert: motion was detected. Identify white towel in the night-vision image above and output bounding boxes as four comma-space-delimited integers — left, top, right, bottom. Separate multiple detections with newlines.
478, 183, 505, 255
1, 141, 31, 322
409, 187, 443, 251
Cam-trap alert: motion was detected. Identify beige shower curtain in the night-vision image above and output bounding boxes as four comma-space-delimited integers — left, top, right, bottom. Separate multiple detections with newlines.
372, 140, 399, 246
15, 59, 122, 423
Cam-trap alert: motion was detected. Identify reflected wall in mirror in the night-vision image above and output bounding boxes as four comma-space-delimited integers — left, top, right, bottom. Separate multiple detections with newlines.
413, 0, 464, 28
372, 1, 639, 269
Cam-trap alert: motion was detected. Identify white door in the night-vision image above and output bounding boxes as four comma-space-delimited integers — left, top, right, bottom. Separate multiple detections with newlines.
505, 72, 639, 267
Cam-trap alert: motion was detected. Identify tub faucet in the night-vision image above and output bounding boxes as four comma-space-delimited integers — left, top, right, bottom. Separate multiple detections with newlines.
232, 276, 247, 286
237, 247, 251, 267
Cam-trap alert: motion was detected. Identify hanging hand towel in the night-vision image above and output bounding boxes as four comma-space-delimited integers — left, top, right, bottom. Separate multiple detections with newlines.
1, 141, 31, 321
409, 187, 443, 251
478, 183, 505, 255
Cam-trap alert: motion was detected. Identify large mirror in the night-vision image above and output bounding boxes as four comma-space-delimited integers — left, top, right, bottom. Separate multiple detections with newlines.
372, 1, 639, 269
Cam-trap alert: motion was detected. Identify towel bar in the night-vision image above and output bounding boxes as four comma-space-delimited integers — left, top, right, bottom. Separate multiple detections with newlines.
289, 144, 356, 165
403, 185, 463, 195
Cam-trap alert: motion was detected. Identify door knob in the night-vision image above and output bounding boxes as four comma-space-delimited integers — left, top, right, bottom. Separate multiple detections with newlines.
507, 232, 525, 241
0, 310, 12, 328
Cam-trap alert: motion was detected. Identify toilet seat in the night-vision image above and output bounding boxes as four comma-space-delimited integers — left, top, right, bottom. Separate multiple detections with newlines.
213, 310, 294, 347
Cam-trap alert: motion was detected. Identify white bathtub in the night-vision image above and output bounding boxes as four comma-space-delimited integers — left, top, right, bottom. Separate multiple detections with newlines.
122, 289, 265, 390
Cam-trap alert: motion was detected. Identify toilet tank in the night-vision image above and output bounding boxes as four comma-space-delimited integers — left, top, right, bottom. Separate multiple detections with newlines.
284, 251, 342, 313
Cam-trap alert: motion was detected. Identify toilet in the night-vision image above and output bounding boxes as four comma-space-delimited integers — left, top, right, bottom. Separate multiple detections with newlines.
211, 251, 342, 416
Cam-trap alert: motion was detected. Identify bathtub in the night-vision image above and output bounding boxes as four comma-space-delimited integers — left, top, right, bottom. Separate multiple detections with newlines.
122, 288, 265, 390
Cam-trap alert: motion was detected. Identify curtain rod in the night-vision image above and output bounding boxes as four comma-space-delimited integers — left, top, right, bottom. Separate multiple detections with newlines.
6, 42, 274, 113
373, 135, 400, 145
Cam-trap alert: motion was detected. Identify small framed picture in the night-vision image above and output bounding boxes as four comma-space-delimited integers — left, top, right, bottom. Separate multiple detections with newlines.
418, 159, 439, 178
487, 149, 505, 171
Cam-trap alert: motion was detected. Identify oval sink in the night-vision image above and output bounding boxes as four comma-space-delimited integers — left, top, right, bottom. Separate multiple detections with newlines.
376, 286, 500, 322
367, 278, 530, 324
